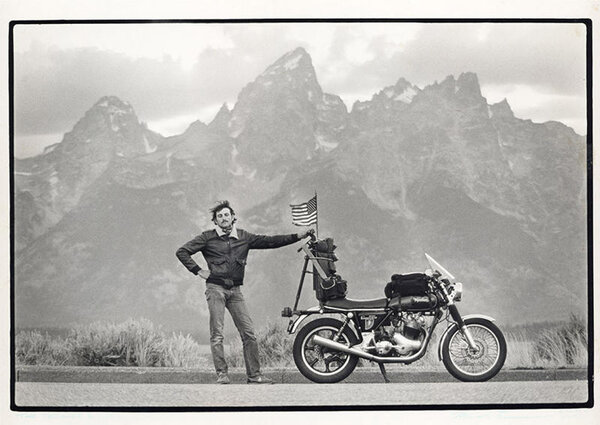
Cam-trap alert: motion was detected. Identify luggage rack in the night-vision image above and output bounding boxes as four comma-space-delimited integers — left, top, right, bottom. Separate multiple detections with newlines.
281, 242, 334, 318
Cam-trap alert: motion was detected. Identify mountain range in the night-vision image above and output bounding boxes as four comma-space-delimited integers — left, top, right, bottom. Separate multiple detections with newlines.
14, 47, 588, 339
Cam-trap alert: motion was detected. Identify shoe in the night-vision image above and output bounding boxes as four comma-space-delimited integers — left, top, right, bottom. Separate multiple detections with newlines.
247, 375, 274, 384
216, 373, 230, 384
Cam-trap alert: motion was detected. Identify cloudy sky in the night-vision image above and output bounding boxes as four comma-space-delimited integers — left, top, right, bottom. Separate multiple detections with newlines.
13, 21, 587, 158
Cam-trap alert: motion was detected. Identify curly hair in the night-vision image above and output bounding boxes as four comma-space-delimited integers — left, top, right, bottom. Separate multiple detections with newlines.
210, 200, 236, 224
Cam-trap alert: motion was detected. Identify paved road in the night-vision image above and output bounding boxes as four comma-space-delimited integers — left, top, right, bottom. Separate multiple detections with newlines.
16, 366, 587, 384
15, 380, 589, 407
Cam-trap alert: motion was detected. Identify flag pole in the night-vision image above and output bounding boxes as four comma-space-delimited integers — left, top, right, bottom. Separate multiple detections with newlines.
315, 190, 319, 239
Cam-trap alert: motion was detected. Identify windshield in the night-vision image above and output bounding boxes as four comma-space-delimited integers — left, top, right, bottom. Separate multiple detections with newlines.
425, 253, 456, 283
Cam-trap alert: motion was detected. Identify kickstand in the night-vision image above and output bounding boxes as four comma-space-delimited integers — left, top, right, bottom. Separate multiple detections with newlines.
378, 363, 391, 383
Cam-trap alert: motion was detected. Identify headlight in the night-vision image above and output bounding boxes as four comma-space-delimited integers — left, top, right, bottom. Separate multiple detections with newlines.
451, 282, 463, 302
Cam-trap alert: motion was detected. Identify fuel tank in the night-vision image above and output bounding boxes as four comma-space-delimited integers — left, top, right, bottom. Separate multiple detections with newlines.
388, 293, 439, 311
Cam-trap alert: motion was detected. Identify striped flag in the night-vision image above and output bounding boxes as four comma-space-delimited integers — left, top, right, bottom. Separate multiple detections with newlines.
290, 195, 318, 226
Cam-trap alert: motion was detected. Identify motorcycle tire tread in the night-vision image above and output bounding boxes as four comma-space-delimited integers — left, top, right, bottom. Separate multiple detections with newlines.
293, 317, 360, 384
441, 317, 507, 382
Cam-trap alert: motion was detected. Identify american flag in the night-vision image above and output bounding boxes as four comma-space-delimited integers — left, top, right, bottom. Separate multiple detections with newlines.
290, 195, 318, 226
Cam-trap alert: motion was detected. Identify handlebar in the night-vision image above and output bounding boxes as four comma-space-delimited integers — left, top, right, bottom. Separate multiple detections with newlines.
297, 229, 316, 252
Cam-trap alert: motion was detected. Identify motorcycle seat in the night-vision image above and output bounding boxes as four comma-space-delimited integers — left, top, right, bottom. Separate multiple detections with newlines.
323, 297, 389, 310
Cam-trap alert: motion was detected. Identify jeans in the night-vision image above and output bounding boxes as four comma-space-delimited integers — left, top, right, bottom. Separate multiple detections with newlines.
205, 283, 261, 378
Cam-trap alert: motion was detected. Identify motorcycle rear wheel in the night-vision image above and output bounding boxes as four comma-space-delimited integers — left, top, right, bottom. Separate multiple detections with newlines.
441, 317, 507, 382
293, 317, 359, 384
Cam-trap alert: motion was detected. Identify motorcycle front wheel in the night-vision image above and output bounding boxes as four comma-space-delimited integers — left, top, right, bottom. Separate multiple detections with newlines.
293, 317, 359, 383
441, 317, 507, 382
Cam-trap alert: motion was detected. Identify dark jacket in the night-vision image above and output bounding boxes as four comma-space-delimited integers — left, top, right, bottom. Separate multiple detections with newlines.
176, 227, 300, 287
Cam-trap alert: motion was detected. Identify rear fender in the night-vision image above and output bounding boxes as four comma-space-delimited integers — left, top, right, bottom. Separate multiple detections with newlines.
287, 307, 360, 339
437, 314, 496, 361
287, 306, 321, 334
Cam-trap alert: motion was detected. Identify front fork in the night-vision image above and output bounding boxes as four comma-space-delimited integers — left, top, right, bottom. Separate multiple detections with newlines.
448, 304, 478, 350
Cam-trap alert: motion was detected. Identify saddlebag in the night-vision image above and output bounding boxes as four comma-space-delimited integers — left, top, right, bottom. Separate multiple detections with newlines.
384, 273, 430, 298
312, 238, 347, 302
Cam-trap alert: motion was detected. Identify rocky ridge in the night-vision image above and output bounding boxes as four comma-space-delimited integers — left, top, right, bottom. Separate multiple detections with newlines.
14, 48, 588, 333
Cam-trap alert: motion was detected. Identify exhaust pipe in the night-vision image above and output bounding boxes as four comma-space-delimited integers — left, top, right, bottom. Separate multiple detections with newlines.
313, 335, 377, 361
312, 334, 427, 363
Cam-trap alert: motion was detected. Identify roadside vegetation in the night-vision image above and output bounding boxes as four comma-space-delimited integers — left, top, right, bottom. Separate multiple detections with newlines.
16, 315, 588, 369
503, 314, 588, 369
16, 318, 210, 368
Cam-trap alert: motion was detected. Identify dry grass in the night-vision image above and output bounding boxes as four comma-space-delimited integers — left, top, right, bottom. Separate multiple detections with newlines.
160, 332, 211, 368
16, 318, 211, 368
227, 321, 294, 368
504, 330, 538, 369
16, 315, 588, 370
15, 330, 72, 366
505, 314, 587, 369
69, 319, 163, 366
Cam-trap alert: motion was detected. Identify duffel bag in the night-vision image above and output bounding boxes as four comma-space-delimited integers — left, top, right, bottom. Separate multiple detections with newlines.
384, 273, 430, 298
314, 272, 347, 302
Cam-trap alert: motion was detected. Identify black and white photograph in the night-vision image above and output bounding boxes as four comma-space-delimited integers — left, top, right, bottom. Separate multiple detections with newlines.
3, 1, 597, 423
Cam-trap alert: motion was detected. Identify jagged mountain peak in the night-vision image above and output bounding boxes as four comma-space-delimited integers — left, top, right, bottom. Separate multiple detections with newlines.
93, 95, 133, 110
394, 77, 414, 90
88, 96, 138, 121
217, 102, 230, 114
76, 95, 140, 132
281, 46, 310, 59
225, 47, 328, 144
381, 77, 420, 103
254, 47, 321, 94
438, 74, 456, 86
53, 96, 165, 162
209, 103, 233, 133
489, 98, 515, 119
457, 71, 478, 84
235, 46, 321, 101
183, 119, 208, 134
423, 72, 484, 103
456, 72, 482, 97
350, 77, 420, 115
263, 47, 313, 75
431, 72, 480, 90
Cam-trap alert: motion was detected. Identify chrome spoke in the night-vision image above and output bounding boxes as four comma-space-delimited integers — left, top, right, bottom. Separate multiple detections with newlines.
448, 324, 500, 376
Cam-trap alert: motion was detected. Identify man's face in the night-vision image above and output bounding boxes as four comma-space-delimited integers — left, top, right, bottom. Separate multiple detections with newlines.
215, 207, 234, 230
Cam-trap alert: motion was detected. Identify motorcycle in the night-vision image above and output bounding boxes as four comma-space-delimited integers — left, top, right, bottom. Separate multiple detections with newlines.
281, 233, 507, 383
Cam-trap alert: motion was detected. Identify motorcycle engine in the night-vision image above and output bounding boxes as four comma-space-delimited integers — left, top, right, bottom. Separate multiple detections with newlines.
372, 312, 425, 356
402, 314, 425, 340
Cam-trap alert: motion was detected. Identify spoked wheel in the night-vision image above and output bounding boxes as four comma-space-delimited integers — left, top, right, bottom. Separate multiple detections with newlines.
442, 317, 507, 382
293, 318, 359, 383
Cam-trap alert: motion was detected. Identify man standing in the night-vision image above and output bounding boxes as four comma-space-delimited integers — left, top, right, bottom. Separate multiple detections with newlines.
176, 200, 312, 384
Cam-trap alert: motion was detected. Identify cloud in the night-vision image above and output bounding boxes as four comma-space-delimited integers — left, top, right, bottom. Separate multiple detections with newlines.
483, 84, 587, 133
13, 24, 323, 138
13, 22, 587, 146
310, 23, 586, 133
14, 44, 196, 135
325, 23, 586, 100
